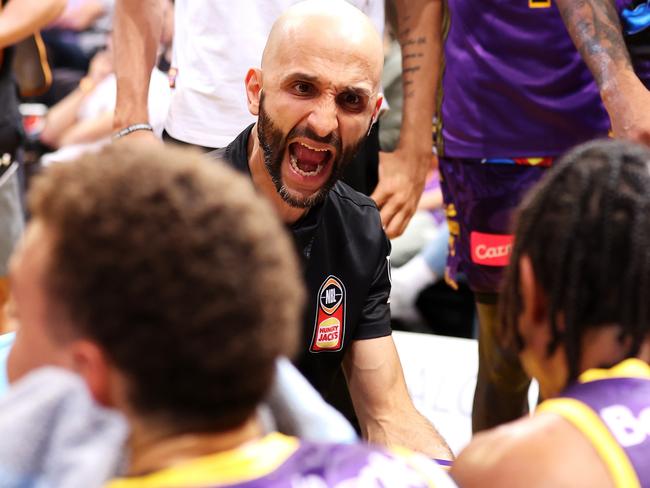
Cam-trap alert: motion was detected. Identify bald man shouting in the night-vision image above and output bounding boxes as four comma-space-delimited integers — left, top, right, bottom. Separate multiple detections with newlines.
210, 1, 451, 459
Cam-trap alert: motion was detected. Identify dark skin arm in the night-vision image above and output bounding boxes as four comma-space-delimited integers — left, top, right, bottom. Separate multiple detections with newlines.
557, 0, 650, 144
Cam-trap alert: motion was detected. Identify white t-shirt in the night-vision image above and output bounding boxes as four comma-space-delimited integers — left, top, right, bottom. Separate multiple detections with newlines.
165, 0, 384, 148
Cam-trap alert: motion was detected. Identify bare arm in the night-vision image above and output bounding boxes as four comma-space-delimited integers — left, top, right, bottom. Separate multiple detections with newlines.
557, 0, 650, 144
0, 0, 66, 49
52, 0, 107, 31
371, 0, 442, 238
112, 0, 163, 134
343, 335, 453, 460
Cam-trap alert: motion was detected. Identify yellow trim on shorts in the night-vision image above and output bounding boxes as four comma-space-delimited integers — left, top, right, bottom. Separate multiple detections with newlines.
105, 433, 300, 488
537, 398, 640, 488
578, 358, 650, 383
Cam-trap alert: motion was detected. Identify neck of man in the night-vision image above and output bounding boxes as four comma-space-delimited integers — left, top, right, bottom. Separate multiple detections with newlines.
248, 124, 308, 225
125, 414, 263, 477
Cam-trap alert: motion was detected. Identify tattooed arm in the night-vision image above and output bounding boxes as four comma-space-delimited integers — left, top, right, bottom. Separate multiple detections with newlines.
557, 0, 650, 144
371, 0, 443, 238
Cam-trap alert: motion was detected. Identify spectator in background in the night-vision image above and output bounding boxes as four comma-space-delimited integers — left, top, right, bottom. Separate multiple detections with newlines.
26, 0, 117, 106
43, 0, 115, 72
38, 37, 171, 165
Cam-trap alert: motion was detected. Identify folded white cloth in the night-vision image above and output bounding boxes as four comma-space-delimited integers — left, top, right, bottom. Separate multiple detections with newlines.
0, 367, 128, 488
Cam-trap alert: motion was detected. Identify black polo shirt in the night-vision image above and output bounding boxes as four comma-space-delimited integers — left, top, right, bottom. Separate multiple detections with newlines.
210, 125, 392, 398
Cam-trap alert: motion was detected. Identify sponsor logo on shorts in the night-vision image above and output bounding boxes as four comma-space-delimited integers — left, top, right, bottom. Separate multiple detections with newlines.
470, 232, 514, 267
310, 275, 346, 353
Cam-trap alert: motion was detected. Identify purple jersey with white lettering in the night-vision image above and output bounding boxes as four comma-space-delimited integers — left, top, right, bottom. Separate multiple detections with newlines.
439, 0, 610, 158
537, 359, 650, 488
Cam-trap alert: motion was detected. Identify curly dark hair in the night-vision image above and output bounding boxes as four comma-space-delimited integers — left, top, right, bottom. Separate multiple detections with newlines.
28, 141, 304, 433
500, 139, 650, 384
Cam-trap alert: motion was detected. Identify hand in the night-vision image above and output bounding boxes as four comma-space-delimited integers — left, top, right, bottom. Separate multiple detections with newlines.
371, 149, 432, 239
602, 74, 650, 146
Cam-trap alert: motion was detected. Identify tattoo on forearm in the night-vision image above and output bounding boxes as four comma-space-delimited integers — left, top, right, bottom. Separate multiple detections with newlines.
398, 7, 428, 100
559, 0, 633, 86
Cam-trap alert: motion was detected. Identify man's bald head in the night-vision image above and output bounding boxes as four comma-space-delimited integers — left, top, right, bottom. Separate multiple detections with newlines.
261, 0, 384, 89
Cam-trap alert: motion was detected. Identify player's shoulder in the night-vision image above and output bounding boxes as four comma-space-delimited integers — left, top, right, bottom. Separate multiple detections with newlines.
451, 413, 603, 487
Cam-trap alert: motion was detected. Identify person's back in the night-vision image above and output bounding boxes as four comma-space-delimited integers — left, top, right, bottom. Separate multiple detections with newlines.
454, 358, 650, 487
538, 359, 650, 486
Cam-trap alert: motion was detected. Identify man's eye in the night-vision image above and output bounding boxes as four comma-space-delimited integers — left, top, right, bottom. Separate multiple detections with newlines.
293, 82, 313, 95
337, 92, 365, 112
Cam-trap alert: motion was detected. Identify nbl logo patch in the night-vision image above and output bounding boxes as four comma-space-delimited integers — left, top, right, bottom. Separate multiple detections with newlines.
310, 275, 346, 352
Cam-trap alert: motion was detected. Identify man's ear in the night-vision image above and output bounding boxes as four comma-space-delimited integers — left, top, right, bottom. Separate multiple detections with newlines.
371, 95, 383, 124
518, 255, 548, 331
245, 68, 263, 116
69, 339, 115, 407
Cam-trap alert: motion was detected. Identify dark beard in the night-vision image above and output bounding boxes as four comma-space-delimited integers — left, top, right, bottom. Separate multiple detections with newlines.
256, 93, 365, 208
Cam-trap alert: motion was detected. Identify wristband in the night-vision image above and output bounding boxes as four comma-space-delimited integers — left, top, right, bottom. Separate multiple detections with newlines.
113, 123, 154, 140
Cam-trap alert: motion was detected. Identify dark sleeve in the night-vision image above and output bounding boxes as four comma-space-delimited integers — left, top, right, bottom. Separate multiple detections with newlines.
352, 232, 392, 340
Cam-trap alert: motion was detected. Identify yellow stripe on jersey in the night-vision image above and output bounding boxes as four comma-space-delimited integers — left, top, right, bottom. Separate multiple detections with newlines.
578, 358, 650, 383
537, 398, 641, 488
105, 433, 300, 488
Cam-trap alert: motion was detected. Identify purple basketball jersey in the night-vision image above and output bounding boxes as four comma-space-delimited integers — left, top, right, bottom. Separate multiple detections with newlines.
224, 442, 452, 488
554, 360, 650, 487
106, 434, 456, 488
439, 0, 610, 158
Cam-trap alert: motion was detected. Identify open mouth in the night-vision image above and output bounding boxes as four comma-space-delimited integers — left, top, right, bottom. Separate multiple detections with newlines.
288, 141, 332, 177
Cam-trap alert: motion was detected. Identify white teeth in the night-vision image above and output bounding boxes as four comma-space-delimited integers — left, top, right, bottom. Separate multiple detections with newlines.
298, 142, 328, 152
290, 153, 324, 177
